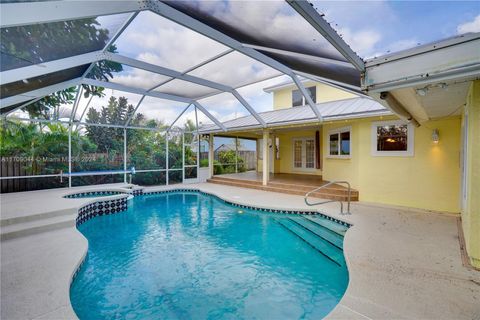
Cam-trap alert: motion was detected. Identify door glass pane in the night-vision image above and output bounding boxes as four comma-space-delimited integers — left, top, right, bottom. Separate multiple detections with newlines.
305, 139, 315, 169
294, 140, 302, 168
329, 133, 339, 155
340, 131, 350, 155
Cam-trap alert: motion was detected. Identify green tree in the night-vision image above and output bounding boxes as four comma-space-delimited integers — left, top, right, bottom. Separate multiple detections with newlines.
1, 17, 123, 119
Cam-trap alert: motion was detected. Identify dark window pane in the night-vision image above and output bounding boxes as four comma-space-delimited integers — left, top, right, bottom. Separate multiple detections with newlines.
307, 86, 316, 103
184, 166, 197, 179
292, 89, 303, 107
329, 133, 339, 155
340, 131, 350, 155
377, 124, 408, 151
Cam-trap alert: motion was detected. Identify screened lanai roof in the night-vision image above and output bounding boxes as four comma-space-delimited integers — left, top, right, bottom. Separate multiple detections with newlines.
1, 1, 477, 132
0, 0, 365, 133
199, 97, 390, 133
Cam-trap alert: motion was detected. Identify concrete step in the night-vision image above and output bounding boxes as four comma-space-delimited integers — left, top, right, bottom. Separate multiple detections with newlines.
210, 176, 263, 186
0, 214, 77, 241
207, 178, 359, 201
0, 208, 76, 227
268, 181, 358, 196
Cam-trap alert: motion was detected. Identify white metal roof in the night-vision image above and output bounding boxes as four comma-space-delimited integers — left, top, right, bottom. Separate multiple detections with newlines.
200, 97, 390, 133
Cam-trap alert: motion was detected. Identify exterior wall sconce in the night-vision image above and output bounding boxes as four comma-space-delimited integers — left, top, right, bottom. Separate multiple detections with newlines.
432, 129, 439, 144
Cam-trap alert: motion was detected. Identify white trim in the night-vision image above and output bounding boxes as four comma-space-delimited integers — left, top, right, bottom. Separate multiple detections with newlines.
326, 126, 352, 159
371, 120, 414, 157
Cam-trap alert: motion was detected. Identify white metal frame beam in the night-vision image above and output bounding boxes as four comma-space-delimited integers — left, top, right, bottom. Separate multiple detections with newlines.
242, 43, 356, 69
286, 0, 365, 72
82, 78, 227, 131
291, 74, 322, 120
82, 78, 192, 103
104, 52, 232, 92
0, 51, 103, 86
167, 104, 191, 132
105, 52, 267, 126
148, 1, 323, 121
123, 49, 233, 128
0, 1, 147, 28
0, 78, 82, 109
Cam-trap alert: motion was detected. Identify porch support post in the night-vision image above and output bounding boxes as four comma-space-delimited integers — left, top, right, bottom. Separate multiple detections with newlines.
68, 123, 72, 188
209, 134, 214, 178
262, 129, 269, 186
123, 128, 127, 183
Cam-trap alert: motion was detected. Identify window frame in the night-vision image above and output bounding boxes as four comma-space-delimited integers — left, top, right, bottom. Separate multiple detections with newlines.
291, 86, 316, 107
371, 120, 415, 157
327, 126, 352, 159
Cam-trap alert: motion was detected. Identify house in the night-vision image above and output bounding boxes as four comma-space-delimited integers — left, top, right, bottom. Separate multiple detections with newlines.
201, 74, 480, 270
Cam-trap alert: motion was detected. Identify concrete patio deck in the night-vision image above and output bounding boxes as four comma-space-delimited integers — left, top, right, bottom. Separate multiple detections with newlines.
1, 183, 479, 319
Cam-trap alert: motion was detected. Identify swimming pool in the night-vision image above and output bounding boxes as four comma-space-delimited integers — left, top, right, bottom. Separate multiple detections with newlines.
70, 191, 349, 319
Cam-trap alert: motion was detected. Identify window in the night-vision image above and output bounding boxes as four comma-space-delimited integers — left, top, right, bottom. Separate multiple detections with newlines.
371, 120, 414, 156
328, 127, 351, 158
292, 86, 316, 107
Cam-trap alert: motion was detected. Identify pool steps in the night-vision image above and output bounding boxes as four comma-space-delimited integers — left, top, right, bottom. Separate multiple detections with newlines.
289, 217, 344, 249
0, 213, 77, 241
276, 217, 345, 266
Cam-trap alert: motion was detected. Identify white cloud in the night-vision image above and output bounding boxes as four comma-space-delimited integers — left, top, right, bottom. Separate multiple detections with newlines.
457, 15, 480, 34
337, 28, 382, 58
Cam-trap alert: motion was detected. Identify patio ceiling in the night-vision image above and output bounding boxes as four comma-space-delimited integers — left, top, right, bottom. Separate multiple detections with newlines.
0, 0, 365, 132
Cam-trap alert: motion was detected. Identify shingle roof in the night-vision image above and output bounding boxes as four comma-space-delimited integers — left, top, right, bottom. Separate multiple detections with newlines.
200, 97, 390, 133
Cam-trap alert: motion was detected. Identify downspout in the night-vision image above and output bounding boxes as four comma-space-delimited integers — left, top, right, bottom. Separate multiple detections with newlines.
380, 92, 420, 127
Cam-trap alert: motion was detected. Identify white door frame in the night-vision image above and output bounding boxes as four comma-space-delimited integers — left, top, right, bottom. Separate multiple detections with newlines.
292, 137, 316, 172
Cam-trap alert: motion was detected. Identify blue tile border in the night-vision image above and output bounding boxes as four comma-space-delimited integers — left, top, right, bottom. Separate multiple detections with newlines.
143, 188, 352, 228
76, 197, 128, 226
64, 191, 123, 199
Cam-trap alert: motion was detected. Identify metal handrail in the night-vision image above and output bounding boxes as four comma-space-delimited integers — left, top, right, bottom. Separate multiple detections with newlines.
304, 180, 352, 215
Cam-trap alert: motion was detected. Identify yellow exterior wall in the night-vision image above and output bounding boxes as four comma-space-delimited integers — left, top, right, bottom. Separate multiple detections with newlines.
272, 81, 357, 110
462, 80, 480, 268
322, 115, 461, 213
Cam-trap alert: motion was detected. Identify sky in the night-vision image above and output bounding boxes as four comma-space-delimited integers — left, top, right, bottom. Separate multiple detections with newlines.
68, 1, 480, 129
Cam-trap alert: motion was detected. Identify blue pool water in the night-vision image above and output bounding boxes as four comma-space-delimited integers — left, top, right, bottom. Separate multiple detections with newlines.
70, 191, 349, 319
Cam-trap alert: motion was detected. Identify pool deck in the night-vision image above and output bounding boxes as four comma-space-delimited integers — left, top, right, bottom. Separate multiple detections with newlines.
1, 183, 479, 319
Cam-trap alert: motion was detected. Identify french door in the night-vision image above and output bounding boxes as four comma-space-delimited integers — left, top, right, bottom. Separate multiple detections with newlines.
293, 138, 315, 170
